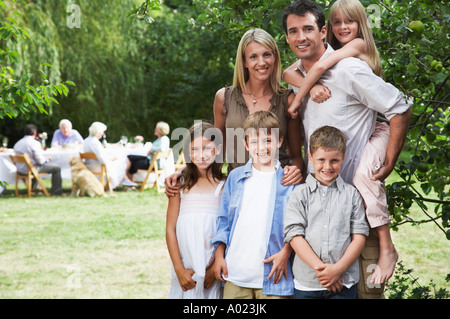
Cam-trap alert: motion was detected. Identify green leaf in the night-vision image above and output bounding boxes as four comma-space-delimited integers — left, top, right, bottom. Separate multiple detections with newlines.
38, 69, 47, 80
407, 63, 419, 75
49, 97, 59, 104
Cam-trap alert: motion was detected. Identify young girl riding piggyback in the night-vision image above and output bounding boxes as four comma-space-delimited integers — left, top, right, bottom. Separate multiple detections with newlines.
283, 0, 398, 287
166, 121, 226, 299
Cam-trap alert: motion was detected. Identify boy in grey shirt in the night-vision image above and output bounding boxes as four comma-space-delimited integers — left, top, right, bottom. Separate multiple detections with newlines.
284, 126, 369, 299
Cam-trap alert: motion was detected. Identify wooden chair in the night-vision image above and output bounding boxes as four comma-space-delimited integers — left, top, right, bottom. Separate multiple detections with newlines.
174, 148, 186, 171
9, 154, 50, 197
137, 149, 172, 193
79, 152, 114, 194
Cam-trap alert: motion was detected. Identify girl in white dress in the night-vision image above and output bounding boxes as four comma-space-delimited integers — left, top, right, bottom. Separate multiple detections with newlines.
166, 122, 225, 299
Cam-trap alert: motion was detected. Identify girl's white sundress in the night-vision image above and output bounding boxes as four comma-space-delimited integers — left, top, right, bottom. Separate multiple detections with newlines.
168, 180, 225, 299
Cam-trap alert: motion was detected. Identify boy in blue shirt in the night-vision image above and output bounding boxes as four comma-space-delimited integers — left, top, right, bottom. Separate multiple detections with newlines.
212, 111, 295, 298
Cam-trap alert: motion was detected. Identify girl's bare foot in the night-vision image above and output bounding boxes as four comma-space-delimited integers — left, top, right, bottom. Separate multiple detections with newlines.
371, 225, 399, 284
371, 246, 398, 284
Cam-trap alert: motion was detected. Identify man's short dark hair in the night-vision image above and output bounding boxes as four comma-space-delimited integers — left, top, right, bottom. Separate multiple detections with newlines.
24, 124, 37, 136
282, 0, 326, 34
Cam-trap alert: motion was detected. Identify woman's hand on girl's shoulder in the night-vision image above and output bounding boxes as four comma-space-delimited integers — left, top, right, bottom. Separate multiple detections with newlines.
164, 171, 182, 197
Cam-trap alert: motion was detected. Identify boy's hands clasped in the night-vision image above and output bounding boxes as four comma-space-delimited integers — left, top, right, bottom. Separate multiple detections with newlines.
314, 264, 344, 293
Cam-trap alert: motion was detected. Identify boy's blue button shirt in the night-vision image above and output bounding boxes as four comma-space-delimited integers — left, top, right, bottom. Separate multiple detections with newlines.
212, 159, 295, 296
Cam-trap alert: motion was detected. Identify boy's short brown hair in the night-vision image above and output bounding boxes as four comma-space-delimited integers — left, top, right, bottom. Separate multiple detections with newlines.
243, 111, 281, 141
309, 125, 347, 155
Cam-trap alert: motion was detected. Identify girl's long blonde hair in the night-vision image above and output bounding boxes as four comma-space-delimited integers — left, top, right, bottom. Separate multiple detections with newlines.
233, 28, 286, 95
326, 0, 383, 77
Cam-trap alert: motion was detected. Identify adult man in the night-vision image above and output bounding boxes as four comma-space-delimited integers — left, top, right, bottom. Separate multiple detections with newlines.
51, 119, 84, 147
282, 0, 412, 298
14, 124, 63, 195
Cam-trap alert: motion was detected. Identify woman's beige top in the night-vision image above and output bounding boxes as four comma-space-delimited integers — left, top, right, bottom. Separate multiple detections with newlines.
223, 86, 292, 172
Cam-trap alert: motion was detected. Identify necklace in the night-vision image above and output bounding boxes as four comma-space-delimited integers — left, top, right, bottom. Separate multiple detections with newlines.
244, 91, 272, 106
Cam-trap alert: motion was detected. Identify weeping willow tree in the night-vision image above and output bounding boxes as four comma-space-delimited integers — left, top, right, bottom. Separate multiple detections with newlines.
0, 0, 233, 145
0, 0, 74, 129
0, 0, 147, 142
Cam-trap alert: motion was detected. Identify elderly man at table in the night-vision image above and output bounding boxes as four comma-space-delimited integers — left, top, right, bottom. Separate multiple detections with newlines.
51, 119, 84, 147
13, 124, 63, 195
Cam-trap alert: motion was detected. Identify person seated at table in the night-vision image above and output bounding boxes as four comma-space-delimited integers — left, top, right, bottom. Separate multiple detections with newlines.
83, 121, 137, 188
51, 119, 84, 147
13, 124, 63, 195
126, 121, 170, 181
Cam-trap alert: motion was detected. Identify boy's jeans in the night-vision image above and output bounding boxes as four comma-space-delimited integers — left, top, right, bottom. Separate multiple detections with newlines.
294, 284, 357, 299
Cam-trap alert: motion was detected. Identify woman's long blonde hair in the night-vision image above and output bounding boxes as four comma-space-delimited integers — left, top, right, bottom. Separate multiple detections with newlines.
233, 28, 286, 95
326, 0, 383, 77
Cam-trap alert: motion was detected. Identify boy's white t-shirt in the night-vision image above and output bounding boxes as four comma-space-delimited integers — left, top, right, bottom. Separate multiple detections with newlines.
225, 166, 274, 289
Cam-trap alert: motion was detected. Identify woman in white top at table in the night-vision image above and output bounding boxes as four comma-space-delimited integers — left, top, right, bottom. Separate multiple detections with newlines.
83, 121, 137, 188
125, 121, 170, 182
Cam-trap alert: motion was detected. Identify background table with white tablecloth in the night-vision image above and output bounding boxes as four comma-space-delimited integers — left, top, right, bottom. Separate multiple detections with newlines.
0, 142, 174, 194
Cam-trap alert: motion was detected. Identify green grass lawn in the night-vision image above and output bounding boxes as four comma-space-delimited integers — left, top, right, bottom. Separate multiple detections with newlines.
385, 172, 449, 294
0, 178, 448, 298
0, 181, 171, 298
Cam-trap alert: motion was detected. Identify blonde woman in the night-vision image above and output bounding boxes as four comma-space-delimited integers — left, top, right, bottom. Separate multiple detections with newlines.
84, 121, 137, 188
213, 28, 304, 183
164, 29, 304, 197
126, 121, 170, 181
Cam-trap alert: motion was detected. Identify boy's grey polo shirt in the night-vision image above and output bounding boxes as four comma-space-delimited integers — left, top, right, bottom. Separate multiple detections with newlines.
284, 174, 369, 290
